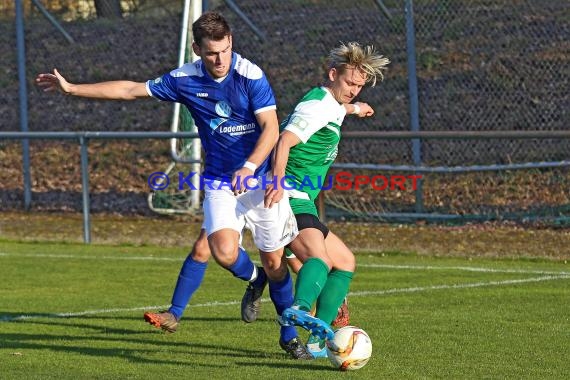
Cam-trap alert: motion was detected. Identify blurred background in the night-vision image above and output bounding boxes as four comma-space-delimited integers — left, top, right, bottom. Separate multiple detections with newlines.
1, 0, 569, 226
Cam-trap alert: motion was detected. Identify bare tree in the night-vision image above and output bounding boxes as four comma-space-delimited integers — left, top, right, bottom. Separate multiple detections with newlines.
94, 0, 122, 19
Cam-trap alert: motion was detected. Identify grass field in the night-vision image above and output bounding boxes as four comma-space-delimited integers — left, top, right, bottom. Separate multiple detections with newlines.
1, 241, 569, 379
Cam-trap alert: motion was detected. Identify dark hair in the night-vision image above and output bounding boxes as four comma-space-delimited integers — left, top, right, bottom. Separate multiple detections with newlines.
192, 11, 231, 46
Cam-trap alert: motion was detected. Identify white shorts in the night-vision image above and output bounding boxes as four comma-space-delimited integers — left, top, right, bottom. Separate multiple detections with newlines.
202, 179, 298, 252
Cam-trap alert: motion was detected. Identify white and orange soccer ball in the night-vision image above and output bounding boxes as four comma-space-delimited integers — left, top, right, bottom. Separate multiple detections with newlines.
326, 326, 372, 371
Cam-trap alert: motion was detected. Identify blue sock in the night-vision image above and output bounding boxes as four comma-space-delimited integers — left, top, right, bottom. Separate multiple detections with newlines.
169, 256, 208, 319
269, 271, 298, 343
280, 325, 297, 343
228, 247, 256, 281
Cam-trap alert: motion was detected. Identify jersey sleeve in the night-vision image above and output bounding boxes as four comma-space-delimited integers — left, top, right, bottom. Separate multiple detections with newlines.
146, 72, 181, 103
283, 100, 331, 143
248, 73, 277, 114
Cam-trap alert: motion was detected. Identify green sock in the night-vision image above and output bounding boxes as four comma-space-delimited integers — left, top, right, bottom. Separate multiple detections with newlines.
315, 269, 353, 324
294, 257, 329, 311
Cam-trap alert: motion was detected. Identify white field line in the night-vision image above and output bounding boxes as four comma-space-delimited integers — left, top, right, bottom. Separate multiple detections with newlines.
349, 274, 570, 296
0, 252, 183, 261
359, 263, 570, 276
1, 274, 568, 322
1, 252, 568, 275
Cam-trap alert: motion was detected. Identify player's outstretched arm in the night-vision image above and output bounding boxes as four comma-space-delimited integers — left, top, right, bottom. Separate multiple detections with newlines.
35, 68, 149, 100
344, 102, 374, 117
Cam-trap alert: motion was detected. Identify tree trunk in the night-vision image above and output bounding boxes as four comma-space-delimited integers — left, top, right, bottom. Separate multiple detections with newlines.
94, 0, 122, 19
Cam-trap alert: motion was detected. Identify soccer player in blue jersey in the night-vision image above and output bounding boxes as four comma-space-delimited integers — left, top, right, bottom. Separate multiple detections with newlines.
35, 11, 312, 360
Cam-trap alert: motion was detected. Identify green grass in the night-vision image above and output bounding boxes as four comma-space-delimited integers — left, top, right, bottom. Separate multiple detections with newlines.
1, 241, 569, 379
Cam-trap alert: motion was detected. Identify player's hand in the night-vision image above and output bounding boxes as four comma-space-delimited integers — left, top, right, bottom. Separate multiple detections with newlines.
354, 102, 374, 117
35, 68, 72, 95
264, 180, 284, 208
231, 166, 257, 195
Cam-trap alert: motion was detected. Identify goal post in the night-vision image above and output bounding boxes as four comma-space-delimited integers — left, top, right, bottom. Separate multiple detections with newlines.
148, 0, 203, 215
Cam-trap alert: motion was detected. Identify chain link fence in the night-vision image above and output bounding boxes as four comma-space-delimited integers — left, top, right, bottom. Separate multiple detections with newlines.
413, 0, 569, 166
218, 0, 413, 165
216, 0, 569, 166
1, 0, 569, 222
215, 0, 569, 223
1, 0, 183, 214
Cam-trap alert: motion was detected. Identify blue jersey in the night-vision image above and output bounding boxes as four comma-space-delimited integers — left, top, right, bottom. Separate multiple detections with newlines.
146, 52, 276, 180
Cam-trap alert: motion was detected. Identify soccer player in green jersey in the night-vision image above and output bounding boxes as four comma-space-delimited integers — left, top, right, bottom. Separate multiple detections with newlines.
265, 41, 389, 358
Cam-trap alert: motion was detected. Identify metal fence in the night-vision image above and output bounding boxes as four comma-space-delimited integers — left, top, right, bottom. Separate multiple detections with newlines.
1, 0, 569, 224
222, 0, 569, 165
3, 130, 569, 243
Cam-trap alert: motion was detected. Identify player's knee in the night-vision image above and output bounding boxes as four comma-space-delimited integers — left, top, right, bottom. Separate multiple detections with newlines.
345, 252, 356, 271
263, 260, 281, 274
334, 251, 356, 272
191, 237, 211, 262
210, 242, 238, 267
262, 256, 288, 281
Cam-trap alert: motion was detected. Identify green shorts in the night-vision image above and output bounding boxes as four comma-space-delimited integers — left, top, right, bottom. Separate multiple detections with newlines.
289, 197, 318, 217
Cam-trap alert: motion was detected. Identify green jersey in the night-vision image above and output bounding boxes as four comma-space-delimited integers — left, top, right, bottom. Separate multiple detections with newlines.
282, 86, 347, 203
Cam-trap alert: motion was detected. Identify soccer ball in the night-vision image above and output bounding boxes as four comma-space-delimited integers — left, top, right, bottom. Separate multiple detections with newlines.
326, 326, 372, 371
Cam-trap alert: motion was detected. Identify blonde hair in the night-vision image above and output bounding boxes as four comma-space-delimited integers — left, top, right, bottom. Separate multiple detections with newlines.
327, 42, 390, 87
